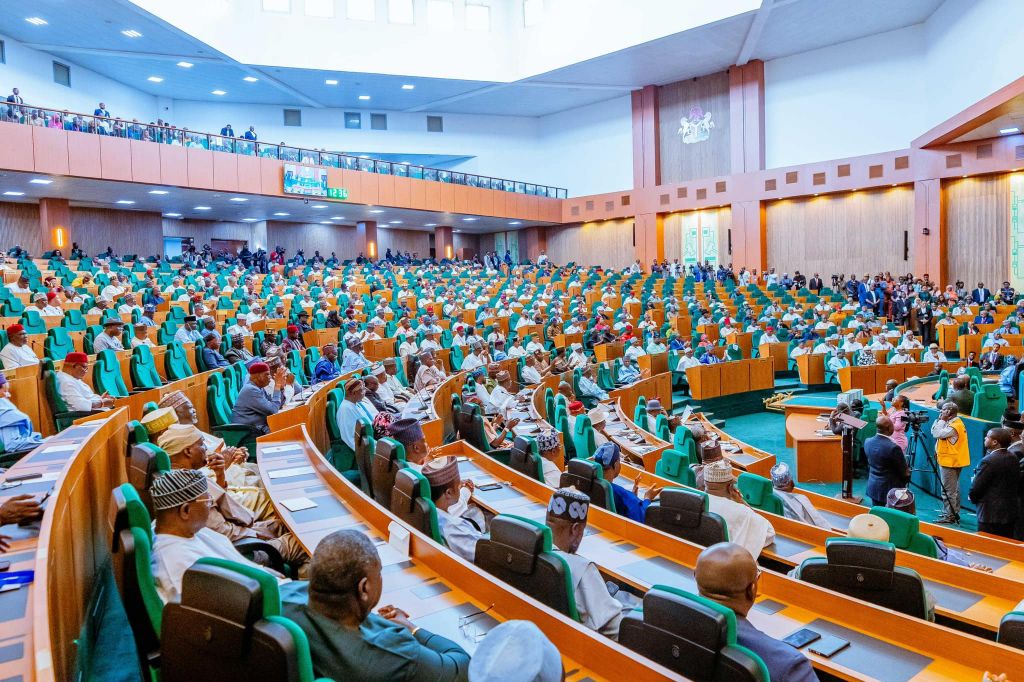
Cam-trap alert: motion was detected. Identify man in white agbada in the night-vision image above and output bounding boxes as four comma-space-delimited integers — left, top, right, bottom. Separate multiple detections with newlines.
57, 352, 114, 412
703, 459, 775, 558
423, 456, 487, 562
567, 342, 588, 370
769, 463, 831, 529
889, 347, 914, 364
336, 378, 375, 451
547, 486, 635, 640
487, 370, 517, 416
460, 342, 485, 372
0, 324, 39, 368
921, 343, 947, 363
378, 358, 412, 404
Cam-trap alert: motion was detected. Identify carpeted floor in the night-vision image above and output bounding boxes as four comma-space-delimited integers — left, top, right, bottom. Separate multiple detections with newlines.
722, 399, 979, 532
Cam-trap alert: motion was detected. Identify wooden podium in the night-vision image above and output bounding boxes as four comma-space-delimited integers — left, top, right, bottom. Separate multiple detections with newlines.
638, 352, 668, 378
758, 342, 791, 373
594, 342, 623, 363
796, 353, 825, 385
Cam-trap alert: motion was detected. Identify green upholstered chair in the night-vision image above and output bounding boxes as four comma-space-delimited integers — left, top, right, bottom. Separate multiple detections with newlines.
129, 345, 162, 390
736, 473, 784, 515
869, 506, 939, 559
165, 341, 193, 381
390, 468, 444, 544
43, 326, 75, 362
654, 448, 696, 487
559, 458, 616, 514
93, 348, 130, 397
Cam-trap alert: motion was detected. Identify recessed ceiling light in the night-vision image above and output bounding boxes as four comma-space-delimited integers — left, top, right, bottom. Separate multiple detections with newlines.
163, 213, 182, 218
1000, 127, 1021, 135
359, 155, 370, 159
147, 76, 164, 83
121, 29, 143, 38
177, 61, 194, 68
29, 178, 53, 185
116, 200, 135, 205
325, 79, 338, 85
389, 220, 402, 224
242, 218, 259, 222
273, 212, 290, 216
453, 229, 460, 233
25, 17, 48, 26
149, 189, 169, 195
369, 209, 384, 214
229, 197, 248, 202
463, 217, 477, 222
194, 206, 212, 211
358, 95, 371, 100
243, 76, 259, 83
211, 89, 227, 96
320, 221, 332, 224
425, 223, 437, 227
311, 204, 328, 209
400, 160, 411, 164
330, 216, 345, 220
3, 191, 25, 197
401, 84, 415, 90
508, 221, 521, 225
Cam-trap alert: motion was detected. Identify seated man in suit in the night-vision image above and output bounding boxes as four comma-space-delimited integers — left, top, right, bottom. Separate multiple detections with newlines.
695, 543, 817, 682
424, 456, 487, 562
546, 487, 634, 640
230, 361, 286, 434
201, 331, 229, 369
282, 529, 470, 681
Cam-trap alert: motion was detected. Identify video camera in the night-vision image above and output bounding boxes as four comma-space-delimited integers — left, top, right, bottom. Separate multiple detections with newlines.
904, 410, 930, 427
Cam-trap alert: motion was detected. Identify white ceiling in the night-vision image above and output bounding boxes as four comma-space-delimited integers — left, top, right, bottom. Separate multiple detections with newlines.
2, 0, 946, 117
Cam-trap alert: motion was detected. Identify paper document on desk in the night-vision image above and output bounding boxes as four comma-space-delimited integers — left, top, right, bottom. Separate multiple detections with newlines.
679, 405, 693, 422
387, 521, 410, 561
267, 466, 315, 479
280, 496, 317, 512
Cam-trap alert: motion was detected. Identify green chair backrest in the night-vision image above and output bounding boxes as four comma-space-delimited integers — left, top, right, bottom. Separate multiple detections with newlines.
44, 326, 75, 362
654, 448, 696, 487
20, 309, 46, 335
571, 414, 596, 460
93, 349, 129, 397
736, 473, 784, 515
869, 506, 939, 559
165, 341, 193, 381
61, 308, 87, 331
130, 344, 162, 390
654, 413, 671, 442
544, 387, 556, 426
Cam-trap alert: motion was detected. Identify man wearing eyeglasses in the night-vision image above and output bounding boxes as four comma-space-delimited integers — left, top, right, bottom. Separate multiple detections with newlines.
696, 543, 817, 681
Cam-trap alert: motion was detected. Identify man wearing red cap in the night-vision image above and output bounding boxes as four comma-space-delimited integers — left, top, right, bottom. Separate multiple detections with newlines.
58, 352, 114, 412
0, 325, 39, 368
230, 361, 287, 434
281, 324, 305, 353
41, 292, 63, 316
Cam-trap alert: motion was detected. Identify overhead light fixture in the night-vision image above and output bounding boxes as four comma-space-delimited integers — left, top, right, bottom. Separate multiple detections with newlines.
311, 204, 328, 209
149, 190, 169, 195
330, 216, 345, 220
400, 160, 411, 165
320, 221, 332, 224
121, 29, 143, 38
3, 191, 25, 197
369, 209, 384, 214
453, 229, 460, 233
147, 76, 164, 83
229, 197, 248, 202
116, 200, 135, 205
211, 89, 227, 96
163, 212, 182, 218
508, 221, 521, 225
389, 220, 402, 224
425, 223, 437, 227
194, 206, 212, 211
358, 95, 371, 101
273, 212, 290, 216
401, 84, 415, 90
243, 76, 259, 83
177, 61, 194, 68
242, 218, 259, 222
463, 217, 477, 222
1000, 127, 1021, 135
29, 178, 53, 185
25, 17, 48, 26
359, 155, 370, 159
325, 79, 338, 85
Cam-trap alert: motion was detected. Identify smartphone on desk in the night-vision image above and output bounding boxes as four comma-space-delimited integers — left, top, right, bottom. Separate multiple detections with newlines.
782, 628, 821, 649
808, 635, 851, 658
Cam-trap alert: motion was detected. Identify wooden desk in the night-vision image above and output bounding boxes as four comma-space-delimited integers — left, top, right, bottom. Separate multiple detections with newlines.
637, 352, 668, 378
450, 441, 1024, 679
608, 372, 673, 419
838, 363, 965, 394
785, 412, 844, 483
796, 353, 826, 385
758, 342, 791, 373
593, 343, 623, 363
553, 333, 583, 349
255, 426, 674, 681
725, 331, 753, 358
692, 414, 776, 477
684, 358, 774, 400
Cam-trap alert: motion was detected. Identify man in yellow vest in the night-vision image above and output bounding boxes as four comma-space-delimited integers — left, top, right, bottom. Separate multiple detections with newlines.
930, 402, 971, 525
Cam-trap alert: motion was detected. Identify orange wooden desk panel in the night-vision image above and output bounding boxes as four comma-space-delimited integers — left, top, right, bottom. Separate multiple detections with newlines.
685, 364, 720, 400
593, 342, 623, 363
759, 342, 791, 372
749, 357, 776, 391
785, 412, 844, 483
796, 353, 826, 385
719, 359, 750, 395
638, 351, 668, 378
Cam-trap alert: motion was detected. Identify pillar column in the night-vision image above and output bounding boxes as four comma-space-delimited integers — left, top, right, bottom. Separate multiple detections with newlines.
631, 85, 661, 190
435, 225, 454, 261
521, 226, 547, 262
356, 220, 378, 261
633, 213, 664, 266
730, 201, 766, 273
38, 198, 71, 255
913, 179, 945, 282
728, 60, 766, 174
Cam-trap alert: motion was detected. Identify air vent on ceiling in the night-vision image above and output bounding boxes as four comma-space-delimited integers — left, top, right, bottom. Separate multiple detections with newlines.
585, 200, 594, 211
715, 181, 726, 193
621, 195, 631, 207
764, 179, 776, 192
696, 188, 707, 200
659, 194, 669, 206
812, 172, 826, 186
894, 155, 909, 170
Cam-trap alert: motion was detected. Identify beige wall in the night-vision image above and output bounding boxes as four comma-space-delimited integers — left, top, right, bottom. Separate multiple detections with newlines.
547, 219, 635, 269
766, 187, 913, 277
378, 228, 431, 259
0, 202, 43, 255
266, 221, 358, 260
945, 174, 1009, 287
658, 71, 731, 185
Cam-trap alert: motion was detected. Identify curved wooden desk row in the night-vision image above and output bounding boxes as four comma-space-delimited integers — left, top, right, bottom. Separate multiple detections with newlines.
255, 425, 679, 681
0, 407, 129, 682
448, 441, 1024, 681
838, 363, 967, 395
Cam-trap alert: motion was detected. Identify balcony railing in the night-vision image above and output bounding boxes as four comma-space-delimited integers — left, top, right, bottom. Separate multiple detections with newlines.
2, 101, 568, 199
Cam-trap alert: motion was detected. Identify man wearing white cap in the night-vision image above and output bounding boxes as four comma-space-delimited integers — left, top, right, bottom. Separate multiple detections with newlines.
414, 349, 447, 392
813, 334, 838, 357
379, 358, 413, 405
547, 487, 633, 640
898, 331, 923, 350
468, 620, 561, 682
424, 456, 485, 562
769, 463, 831, 529
567, 342, 587, 370
535, 430, 563, 487
921, 343, 946, 363
888, 346, 914, 364
703, 459, 775, 558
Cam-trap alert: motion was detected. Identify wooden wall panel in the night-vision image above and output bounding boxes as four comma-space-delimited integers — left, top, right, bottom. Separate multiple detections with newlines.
658, 71, 731, 185
266, 221, 358, 259
453, 231, 481, 257
664, 207, 733, 265
236, 155, 263, 194
377, 175, 395, 207
159, 145, 188, 187
546, 219, 635, 269
341, 169, 363, 204
378, 228, 430, 258
439, 183, 456, 213
187, 149, 215, 189
424, 182, 441, 211
67, 132, 101, 177
0, 123, 35, 171
32, 127, 70, 176
0, 202, 42, 255
260, 158, 284, 196
212, 152, 239, 192
72, 208, 163, 257
765, 187, 913, 277
410, 178, 426, 209
129, 140, 161, 185
360, 172, 380, 206
393, 176, 412, 208
99, 136, 133, 181
454, 185, 470, 214
945, 174, 1010, 287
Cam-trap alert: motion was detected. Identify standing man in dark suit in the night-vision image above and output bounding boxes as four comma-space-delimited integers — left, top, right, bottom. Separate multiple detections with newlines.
808, 273, 823, 294
972, 282, 992, 305
914, 299, 934, 346
864, 416, 910, 507
220, 123, 235, 137
243, 125, 258, 141
969, 428, 1020, 538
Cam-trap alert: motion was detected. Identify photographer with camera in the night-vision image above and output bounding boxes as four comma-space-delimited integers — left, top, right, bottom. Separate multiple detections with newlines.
864, 415, 911, 507
931, 402, 971, 525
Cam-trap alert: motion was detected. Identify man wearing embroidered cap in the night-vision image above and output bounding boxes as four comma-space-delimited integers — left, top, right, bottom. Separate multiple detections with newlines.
231, 361, 287, 434
378, 358, 412, 405
414, 349, 447, 392
336, 377, 376, 452
535, 429, 563, 487
92, 318, 125, 353
769, 462, 830, 529
593, 442, 661, 523
424, 456, 486, 562
57, 351, 113, 412
0, 324, 38, 368
468, 620, 561, 682
224, 333, 254, 365
567, 342, 587, 370
282, 323, 305, 353
149, 469, 281, 603
703, 459, 775, 558
546, 486, 632, 640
